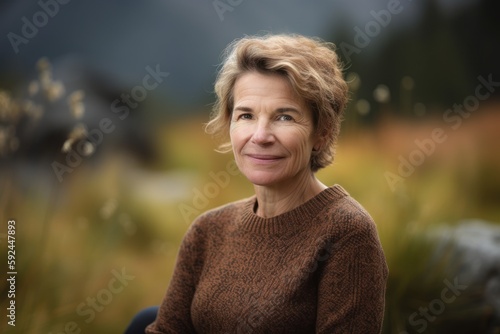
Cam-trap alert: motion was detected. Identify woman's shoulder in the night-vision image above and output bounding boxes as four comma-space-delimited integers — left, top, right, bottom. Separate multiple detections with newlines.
180, 196, 254, 247
320, 185, 378, 235
190, 196, 254, 229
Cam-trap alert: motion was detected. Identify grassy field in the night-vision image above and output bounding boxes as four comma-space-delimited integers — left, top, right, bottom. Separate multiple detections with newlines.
1, 104, 499, 333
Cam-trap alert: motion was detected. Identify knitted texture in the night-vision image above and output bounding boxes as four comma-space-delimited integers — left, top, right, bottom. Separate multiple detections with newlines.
146, 185, 388, 333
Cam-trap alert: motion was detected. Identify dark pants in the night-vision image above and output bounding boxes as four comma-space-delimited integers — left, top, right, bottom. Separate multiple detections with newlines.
124, 306, 159, 334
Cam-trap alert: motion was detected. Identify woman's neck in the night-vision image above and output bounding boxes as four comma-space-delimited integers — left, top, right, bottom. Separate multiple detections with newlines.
253, 172, 327, 218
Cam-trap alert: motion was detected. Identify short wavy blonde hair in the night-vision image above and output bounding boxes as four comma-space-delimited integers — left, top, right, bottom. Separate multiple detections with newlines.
205, 34, 348, 172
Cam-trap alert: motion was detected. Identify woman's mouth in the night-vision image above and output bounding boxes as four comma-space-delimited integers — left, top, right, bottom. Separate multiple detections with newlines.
245, 154, 284, 163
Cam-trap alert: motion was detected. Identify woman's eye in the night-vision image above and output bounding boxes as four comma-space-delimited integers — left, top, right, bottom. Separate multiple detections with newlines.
277, 114, 293, 121
236, 113, 252, 120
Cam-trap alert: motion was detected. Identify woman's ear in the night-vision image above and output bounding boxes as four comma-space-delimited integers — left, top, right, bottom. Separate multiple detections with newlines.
313, 131, 326, 152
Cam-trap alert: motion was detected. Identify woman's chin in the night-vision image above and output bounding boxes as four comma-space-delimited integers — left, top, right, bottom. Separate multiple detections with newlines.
243, 171, 285, 188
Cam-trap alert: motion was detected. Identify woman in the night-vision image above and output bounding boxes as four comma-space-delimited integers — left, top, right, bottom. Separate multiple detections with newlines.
143, 34, 388, 333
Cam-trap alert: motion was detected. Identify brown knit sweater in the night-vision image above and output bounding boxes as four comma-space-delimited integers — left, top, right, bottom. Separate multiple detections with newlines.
146, 185, 388, 334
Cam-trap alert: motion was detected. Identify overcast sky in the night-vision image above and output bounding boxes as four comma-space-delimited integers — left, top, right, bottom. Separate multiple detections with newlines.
0, 0, 480, 109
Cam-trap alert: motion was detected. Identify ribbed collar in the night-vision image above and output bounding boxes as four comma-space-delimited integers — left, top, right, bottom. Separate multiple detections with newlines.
239, 185, 348, 234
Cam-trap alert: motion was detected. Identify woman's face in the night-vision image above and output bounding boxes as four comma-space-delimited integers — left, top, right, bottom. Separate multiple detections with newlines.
230, 71, 320, 188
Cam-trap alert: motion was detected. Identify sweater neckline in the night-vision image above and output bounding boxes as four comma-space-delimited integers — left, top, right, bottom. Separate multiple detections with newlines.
240, 184, 348, 234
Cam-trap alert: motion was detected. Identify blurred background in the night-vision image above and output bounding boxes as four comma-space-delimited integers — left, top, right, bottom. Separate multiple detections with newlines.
1, 0, 499, 333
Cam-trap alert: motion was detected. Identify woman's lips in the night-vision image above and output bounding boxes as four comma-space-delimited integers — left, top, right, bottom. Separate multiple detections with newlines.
245, 154, 284, 163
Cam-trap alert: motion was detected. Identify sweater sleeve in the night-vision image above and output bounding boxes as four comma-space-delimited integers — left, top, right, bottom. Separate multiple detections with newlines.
316, 212, 388, 334
145, 221, 206, 334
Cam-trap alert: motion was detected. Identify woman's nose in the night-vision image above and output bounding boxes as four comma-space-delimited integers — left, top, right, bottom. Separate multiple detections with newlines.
250, 120, 275, 145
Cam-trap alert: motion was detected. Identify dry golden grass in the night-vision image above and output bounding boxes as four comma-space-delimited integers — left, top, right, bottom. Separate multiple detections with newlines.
1, 102, 499, 333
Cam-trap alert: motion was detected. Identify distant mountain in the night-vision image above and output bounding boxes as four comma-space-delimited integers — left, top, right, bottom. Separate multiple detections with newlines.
0, 0, 491, 114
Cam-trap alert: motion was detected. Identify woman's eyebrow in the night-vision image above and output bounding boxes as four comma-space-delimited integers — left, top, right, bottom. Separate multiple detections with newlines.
233, 106, 300, 113
276, 107, 300, 114
233, 106, 253, 112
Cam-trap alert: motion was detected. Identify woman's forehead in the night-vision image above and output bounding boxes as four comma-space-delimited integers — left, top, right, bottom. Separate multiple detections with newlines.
233, 72, 305, 106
